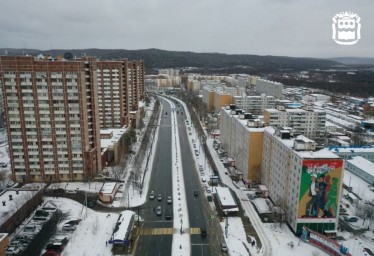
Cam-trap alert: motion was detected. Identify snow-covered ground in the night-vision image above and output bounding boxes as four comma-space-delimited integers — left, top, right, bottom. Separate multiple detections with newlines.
44, 197, 119, 256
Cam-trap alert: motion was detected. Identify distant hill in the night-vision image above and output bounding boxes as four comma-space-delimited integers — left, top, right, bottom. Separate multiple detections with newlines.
1, 48, 341, 72
329, 57, 374, 65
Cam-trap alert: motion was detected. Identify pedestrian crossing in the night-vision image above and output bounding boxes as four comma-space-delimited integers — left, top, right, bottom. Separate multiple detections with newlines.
134, 227, 203, 236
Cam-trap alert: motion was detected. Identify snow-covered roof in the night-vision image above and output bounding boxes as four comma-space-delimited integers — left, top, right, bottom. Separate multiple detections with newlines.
329, 146, 374, 153
100, 182, 118, 194
100, 128, 127, 148
112, 210, 135, 241
215, 187, 237, 208
346, 156, 374, 176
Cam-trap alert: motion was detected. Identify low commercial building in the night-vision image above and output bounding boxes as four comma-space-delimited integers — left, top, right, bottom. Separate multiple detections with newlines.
328, 146, 374, 162
99, 182, 119, 203
214, 187, 238, 213
345, 156, 374, 185
100, 128, 127, 166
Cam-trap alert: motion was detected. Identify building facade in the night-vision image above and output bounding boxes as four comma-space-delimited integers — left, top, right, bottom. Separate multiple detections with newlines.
262, 127, 343, 235
256, 79, 283, 98
220, 107, 264, 183
263, 108, 326, 142
0, 57, 100, 182
233, 94, 275, 114
345, 156, 374, 185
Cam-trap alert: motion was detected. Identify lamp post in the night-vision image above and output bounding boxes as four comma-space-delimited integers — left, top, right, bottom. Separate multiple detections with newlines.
225, 210, 228, 238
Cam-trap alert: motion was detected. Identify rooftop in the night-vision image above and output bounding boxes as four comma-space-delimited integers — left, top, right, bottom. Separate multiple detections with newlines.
346, 156, 374, 177
100, 128, 127, 148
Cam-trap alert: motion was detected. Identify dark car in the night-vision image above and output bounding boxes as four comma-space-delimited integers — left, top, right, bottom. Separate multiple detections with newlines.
194, 190, 199, 197
165, 209, 172, 220
201, 227, 207, 237
87, 200, 96, 208
364, 247, 374, 256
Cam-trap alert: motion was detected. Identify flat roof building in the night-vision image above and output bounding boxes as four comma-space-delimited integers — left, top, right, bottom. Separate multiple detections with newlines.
262, 127, 343, 235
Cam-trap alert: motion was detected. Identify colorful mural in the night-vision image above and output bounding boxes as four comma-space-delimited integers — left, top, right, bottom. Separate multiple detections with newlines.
298, 159, 343, 219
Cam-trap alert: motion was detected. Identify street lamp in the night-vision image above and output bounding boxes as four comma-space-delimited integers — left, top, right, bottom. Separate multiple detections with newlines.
224, 210, 228, 238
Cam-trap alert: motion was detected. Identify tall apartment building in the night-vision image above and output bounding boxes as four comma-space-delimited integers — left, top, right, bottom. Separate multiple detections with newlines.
262, 127, 343, 235
233, 94, 275, 114
127, 60, 145, 127
256, 79, 283, 98
220, 107, 264, 183
0, 56, 101, 182
263, 107, 326, 142
97, 61, 126, 128
202, 86, 215, 112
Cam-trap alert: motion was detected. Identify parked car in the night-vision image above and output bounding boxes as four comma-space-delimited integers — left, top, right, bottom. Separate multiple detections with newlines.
344, 216, 359, 222
62, 224, 76, 231
195, 150, 199, 156
339, 208, 347, 213
194, 190, 199, 197
157, 194, 162, 201
149, 191, 155, 200
156, 206, 162, 216
167, 196, 172, 204
9, 240, 24, 248
201, 177, 206, 183
22, 225, 41, 234
5, 246, 21, 255
65, 189, 77, 194
64, 219, 81, 226
221, 242, 228, 252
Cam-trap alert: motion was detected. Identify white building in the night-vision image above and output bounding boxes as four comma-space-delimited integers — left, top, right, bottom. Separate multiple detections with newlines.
262, 127, 343, 235
263, 108, 326, 142
256, 79, 283, 99
345, 156, 374, 185
234, 94, 275, 114
302, 94, 331, 103
328, 146, 374, 163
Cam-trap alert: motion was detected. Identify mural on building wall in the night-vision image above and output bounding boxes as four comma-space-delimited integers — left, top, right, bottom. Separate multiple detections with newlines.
298, 159, 343, 219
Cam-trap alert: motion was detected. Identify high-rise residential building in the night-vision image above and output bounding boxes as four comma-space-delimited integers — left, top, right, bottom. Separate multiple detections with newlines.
127, 60, 145, 127
263, 107, 326, 142
0, 56, 102, 182
233, 94, 276, 114
96, 61, 127, 128
256, 79, 283, 98
0, 56, 145, 183
202, 86, 215, 112
220, 107, 264, 183
262, 127, 343, 235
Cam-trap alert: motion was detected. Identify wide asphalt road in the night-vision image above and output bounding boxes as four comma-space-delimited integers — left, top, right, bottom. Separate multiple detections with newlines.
135, 97, 223, 256
135, 98, 173, 256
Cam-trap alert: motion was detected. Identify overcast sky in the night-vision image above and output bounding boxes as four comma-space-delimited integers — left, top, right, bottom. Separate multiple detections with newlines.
0, 0, 373, 58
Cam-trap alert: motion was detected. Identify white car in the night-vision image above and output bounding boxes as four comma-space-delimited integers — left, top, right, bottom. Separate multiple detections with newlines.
149, 191, 155, 200
201, 177, 206, 183
167, 196, 172, 204
62, 224, 76, 231
5, 246, 20, 255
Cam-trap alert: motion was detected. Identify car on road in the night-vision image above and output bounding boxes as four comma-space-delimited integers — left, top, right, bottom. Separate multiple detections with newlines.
194, 190, 199, 197
221, 242, 228, 252
201, 226, 207, 237
165, 209, 172, 220
167, 196, 172, 204
62, 224, 76, 231
156, 206, 162, 216
195, 150, 199, 156
149, 191, 155, 200
157, 194, 162, 201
